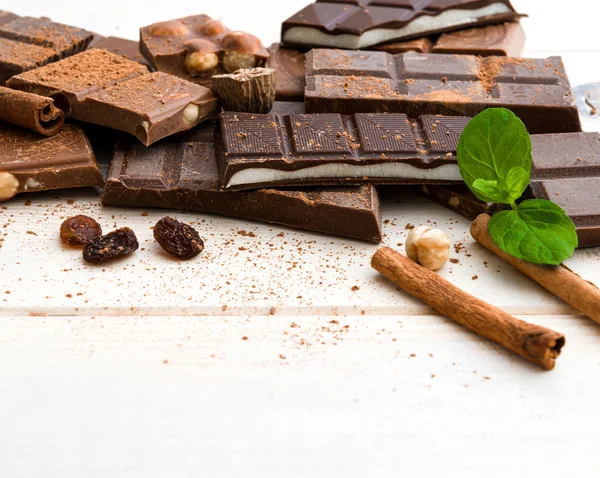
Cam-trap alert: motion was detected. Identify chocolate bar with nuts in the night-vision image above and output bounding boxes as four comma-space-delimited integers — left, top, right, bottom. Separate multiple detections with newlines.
0, 123, 104, 202
102, 123, 383, 243
216, 112, 471, 190
7, 49, 219, 146
0, 15, 92, 84
140, 15, 269, 89
305, 50, 581, 135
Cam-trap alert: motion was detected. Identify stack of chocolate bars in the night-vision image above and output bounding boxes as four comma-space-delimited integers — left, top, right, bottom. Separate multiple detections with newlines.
0, 2, 598, 246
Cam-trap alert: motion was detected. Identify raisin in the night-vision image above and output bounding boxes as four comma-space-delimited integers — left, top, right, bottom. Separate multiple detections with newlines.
83, 227, 139, 264
153, 217, 204, 260
60, 215, 102, 246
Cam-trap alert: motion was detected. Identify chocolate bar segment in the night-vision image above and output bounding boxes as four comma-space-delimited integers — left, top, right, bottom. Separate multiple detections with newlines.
421, 184, 507, 220
216, 112, 471, 190
431, 21, 525, 56
0, 123, 104, 201
281, 0, 522, 50
305, 50, 581, 134
0, 11, 19, 26
530, 132, 600, 248
102, 129, 383, 243
0, 16, 92, 84
267, 43, 306, 101
7, 49, 219, 146
140, 15, 269, 89
89, 36, 151, 68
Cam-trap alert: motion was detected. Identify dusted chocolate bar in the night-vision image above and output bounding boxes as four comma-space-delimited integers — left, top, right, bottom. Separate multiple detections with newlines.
102, 125, 382, 243
305, 50, 581, 134
0, 123, 104, 201
7, 49, 219, 146
216, 112, 471, 190
140, 15, 269, 88
89, 35, 151, 68
281, 0, 522, 50
0, 16, 92, 84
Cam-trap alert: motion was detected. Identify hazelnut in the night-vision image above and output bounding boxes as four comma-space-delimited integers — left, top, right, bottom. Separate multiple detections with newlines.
405, 226, 450, 271
184, 39, 220, 75
182, 104, 199, 126
149, 20, 189, 37
0, 172, 19, 201
201, 19, 226, 37
222, 31, 263, 54
223, 51, 258, 73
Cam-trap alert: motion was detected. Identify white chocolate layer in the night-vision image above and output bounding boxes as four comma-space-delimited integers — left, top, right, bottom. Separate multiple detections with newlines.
283, 3, 512, 50
226, 162, 462, 188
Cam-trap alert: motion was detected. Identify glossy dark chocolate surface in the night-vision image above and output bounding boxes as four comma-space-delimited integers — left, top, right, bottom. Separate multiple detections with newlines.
102, 127, 383, 242
305, 50, 581, 134
217, 112, 470, 190
0, 16, 92, 84
7, 49, 219, 146
282, 0, 521, 49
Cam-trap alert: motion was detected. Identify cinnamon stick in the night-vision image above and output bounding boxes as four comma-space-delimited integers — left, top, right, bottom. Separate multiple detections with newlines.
371, 247, 565, 370
0, 87, 64, 136
471, 214, 600, 325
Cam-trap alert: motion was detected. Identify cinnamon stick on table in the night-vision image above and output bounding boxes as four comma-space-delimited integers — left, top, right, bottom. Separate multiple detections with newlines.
0, 86, 64, 137
371, 247, 565, 370
471, 214, 600, 325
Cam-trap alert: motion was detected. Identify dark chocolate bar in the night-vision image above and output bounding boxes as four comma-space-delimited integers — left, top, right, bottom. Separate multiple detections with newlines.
140, 15, 269, 89
305, 50, 581, 134
89, 36, 151, 68
0, 16, 92, 84
421, 184, 507, 220
7, 49, 219, 146
0, 123, 104, 201
102, 126, 383, 242
530, 132, 600, 248
217, 112, 471, 190
281, 0, 522, 50
267, 43, 306, 102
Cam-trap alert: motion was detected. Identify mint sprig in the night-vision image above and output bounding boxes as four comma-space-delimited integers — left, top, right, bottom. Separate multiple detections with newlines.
457, 108, 578, 265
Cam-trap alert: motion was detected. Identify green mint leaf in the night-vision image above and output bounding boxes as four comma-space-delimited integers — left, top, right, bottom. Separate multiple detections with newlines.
472, 179, 512, 204
457, 108, 532, 203
488, 200, 578, 265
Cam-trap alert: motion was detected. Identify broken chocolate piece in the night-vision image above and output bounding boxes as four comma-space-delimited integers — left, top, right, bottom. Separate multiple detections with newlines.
267, 43, 306, 102
0, 123, 104, 201
305, 50, 581, 134
7, 49, 219, 146
140, 15, 269, 88
88, 36, 151, 68
212, 67, 276, 113
0, 16, 92, 84
281, 0, 522, 50
421, 185, 507, 220
432, 21, 525, 56
102, 126, 383, 243
0, 86, 64, 136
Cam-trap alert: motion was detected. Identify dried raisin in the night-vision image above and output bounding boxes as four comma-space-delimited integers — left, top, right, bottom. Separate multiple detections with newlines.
60, 215, 102, 246
153, 217, 204, 260
83, 227, 139, 264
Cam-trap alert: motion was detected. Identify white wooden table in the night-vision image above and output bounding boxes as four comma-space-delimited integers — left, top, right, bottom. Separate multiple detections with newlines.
1, 1, 600, 476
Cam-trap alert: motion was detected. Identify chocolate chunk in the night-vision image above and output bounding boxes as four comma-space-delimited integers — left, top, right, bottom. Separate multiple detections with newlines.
216, 112, 471, 190
7, 49, 219, 146
281, 0, 522, 50
88, 36, 151, 68
140, 15, 269, 89
267, 43, 306, 102
0, 16, 92, 84
432, 21, 525, 56
530, 132, 600, 248
305, 50, 581, 134
102, 127, 382, 243
0, 123, 104, 201
0, 11, 19, 26
421, 185, 507, 220
0, 86, 64, 136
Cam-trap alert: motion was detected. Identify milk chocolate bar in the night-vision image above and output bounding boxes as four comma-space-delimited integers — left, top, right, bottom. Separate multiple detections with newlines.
89, 35, 151, 68
530, 132, 600, 248
140, 15, 269, 89
217, 112, 471, 190
7, 49, 219, 146
305, 50, 581, 134
281, 0, 522, 50
0, 16, 92, 84
0, 123, 104, 201
102, 125, 383, 242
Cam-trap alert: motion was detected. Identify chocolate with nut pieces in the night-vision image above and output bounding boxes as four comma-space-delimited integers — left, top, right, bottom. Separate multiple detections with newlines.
140, 15, 269, 89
